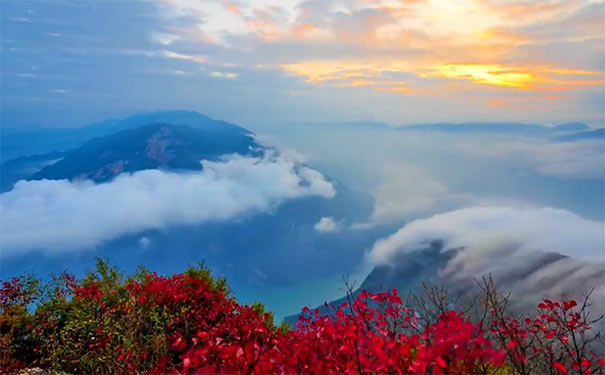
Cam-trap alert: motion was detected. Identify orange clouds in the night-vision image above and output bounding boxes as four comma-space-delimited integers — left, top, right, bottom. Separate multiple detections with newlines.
281, 59, 602, 97
428, 64, 533, 88
293, 23, 316, 38
225, 2, 240, 15
425, 64, 603, 91
155, 0, 603, 114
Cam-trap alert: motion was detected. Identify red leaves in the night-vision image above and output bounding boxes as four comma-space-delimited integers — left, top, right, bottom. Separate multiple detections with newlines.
563, 300, 578, 311
435, 356, 447, 368
157, 287, 510, 375
488, 297, 605, 375
3, 266, 604, 375
553, 361, 568, 373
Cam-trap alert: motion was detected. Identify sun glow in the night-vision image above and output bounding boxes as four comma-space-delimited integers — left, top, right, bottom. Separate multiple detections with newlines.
154, 0, 603, 115
429, 64, 533, 88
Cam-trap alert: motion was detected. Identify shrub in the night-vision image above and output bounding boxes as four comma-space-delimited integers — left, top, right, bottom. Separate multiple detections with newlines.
1, 260, 603, 374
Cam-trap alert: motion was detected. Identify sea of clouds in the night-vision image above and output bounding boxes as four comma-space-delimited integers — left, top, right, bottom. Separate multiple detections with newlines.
0, 151, 335, 254
367, 206, 605, 313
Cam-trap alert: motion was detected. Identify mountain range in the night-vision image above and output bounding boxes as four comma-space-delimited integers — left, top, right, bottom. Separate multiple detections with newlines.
284, 241, 604, 327
0, 110, 250, 162
31, 123, 258, 183
2, 110, 602, 322
0, 110, 388, 320
285, 120, 601, 139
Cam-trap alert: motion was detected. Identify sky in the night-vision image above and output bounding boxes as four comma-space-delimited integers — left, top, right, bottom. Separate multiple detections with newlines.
1, 0, 604, 128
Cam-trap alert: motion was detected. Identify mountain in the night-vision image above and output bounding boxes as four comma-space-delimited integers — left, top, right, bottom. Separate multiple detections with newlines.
283, 241, 450, 327
1, 111, 389, 320
552, 122, 591, 132
0, 110, 249, 162
30, 123, 257, 183
287, 121, 594, 137
286, 121, 583, 135
0, 151, 68, 192
3, 116, 594, 163
397, 122, 559, 136
399, 122, 548, 134
286, 121, 391, 130
283, 240, 603, 327
552, 128, 604, 142
1, 110, 258, 189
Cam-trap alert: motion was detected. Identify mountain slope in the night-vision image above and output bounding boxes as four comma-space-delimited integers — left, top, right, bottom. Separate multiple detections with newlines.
0, 110, 249, 162
552, 122, 591, 132
552, 128, 604, 142
0, 151, 68, 191
2, 113, 385, 318
29, 123, 257, 183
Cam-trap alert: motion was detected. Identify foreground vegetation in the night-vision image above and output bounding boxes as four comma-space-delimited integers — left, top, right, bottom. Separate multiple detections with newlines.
1, 259, 603, 374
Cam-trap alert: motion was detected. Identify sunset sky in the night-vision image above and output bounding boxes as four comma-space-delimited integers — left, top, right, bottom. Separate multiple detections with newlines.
1, 0, 603, 127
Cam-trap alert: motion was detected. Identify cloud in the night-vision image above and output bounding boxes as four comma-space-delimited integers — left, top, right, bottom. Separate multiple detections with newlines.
151, 32, 181, 45
0, 151, 335, 255
160, 50, 208, 64
252, 122, 605, 225
369, 206, 604, 265
313, 216, 341, 233
367, 206, 605, 312
153, 0, 603, 94
452, 138, 605, 178
210, 71, 239, 79
369, 164, 475, 224
2, 0, 603, 128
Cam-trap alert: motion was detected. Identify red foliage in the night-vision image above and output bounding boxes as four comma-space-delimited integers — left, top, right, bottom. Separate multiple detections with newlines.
2, 268, 604, 375
142, 282, 557, 375
488, 295, 605, 375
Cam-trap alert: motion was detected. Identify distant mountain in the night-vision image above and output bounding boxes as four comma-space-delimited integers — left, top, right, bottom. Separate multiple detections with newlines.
31, 123, 258, 183
0, 110, 249, 162
287, 121, 390, 130
287, 121, 594, 137
396, 122, 592, 136
0, 151, 68, 192
1, 110, 259, 189
552, 122, 591, 132
3, 115, 595, 162
283, 246, 575, 327
399, 122, 546, 134
552, 128, 604, 142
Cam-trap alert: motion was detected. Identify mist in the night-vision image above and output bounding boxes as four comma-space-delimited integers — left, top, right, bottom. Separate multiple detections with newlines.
0, 151, 335, 254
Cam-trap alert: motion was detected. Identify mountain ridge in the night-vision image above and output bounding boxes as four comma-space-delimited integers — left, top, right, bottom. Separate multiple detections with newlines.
29, 122, 258, 183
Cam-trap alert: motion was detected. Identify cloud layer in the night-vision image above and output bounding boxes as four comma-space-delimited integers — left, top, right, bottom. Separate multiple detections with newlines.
2, 0, 603, 127
0, 152, 335, 254
254, 124, 605, 224
150, 0, 603, 123
369, 206, 604, 264
367, 206, 605, 312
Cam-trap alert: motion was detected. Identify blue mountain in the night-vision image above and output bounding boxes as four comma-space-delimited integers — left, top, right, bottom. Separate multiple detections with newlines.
31, 123, 257, 183
552, 128, 604, 142
552, 122, 591, 132
397, 122, 592, 136
0, 110, 248, 162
